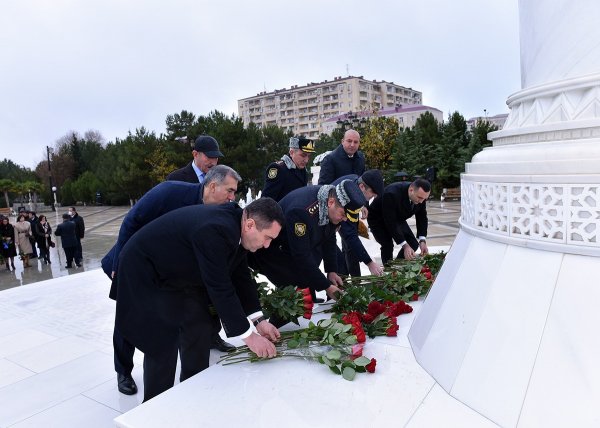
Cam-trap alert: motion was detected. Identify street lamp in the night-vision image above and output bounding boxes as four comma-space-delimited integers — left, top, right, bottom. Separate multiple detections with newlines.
336, 111, 367, 131
51, 186, 58, 223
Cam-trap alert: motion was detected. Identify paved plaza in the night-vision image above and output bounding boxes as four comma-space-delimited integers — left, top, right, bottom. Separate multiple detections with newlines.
0, 200, 478, 428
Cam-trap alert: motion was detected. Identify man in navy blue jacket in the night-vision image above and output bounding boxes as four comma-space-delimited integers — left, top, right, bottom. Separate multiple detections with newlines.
318, 129, 365, 185
115, 199, 284, 401
101, 165, 240, 395
54, 213, 77, 268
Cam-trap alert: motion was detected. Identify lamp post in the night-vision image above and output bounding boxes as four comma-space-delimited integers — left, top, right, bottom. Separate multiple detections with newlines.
335, 111, 367, 131
47, 146, 55, 211
51, 186, 58, 223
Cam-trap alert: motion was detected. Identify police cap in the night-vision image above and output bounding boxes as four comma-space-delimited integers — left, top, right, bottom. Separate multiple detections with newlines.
335, 179, 367, 222
289, 136, 315, 153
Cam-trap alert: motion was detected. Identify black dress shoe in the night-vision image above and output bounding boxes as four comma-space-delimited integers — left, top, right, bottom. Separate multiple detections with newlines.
118, 374, 138, 395
211, 336, 236, 352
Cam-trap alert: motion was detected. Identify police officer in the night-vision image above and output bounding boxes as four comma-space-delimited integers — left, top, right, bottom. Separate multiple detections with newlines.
101, 165, 241, 396
332, 170, 385, 277
262, 136, 315, 202
250, 180, 367, 325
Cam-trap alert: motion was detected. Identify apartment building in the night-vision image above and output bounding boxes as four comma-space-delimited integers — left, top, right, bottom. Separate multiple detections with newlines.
466, 113, 508, 130
238, 76, 422, 138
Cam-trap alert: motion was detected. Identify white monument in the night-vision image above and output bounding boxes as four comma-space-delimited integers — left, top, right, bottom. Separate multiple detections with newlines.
408, 1, 600, 426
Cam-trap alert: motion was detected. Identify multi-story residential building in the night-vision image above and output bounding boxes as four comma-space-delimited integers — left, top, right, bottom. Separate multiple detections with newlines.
466, 113, 508, 130
237, 75, 422, 138
321, 105, 444, 135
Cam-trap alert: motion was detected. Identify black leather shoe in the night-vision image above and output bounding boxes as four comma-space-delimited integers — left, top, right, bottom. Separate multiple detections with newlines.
118, 374, 138, 395
211, 336, 236, 352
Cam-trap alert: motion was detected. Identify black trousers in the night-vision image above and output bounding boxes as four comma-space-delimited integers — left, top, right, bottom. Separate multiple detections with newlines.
113, 327, 135, 376
63, 246, 76, 267
370, 221, 419, 265
74, 238, 83, 263
142, 292, 213, 402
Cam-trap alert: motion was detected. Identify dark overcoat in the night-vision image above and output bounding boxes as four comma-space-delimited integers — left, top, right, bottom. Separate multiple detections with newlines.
114, 203, 260, 358
317, 144, 365, 185
368, 181, 428, 243
166, 162, 199, 183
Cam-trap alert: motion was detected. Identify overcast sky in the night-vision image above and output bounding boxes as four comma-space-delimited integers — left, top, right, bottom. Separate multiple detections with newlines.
1, 0, 521, 170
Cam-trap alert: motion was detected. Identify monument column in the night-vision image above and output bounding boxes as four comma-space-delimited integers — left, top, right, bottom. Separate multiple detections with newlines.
408, 1, 600, 426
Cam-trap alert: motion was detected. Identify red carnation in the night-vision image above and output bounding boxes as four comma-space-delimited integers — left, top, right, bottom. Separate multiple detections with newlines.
386, 317, 399, 336
303, 311, 312, 319
411, 293, 419, 301
354, 325, 366, 343
366, 358, 377, 373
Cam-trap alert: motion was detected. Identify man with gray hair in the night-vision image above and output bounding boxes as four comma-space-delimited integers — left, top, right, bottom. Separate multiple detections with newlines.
101, 164, 241, 396
262, 135, 315, 202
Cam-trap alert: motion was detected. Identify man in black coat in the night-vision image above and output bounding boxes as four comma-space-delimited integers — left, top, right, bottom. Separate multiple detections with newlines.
262, 136, 315, 202
166, 135, 224, 184
317, 129, 365, 185
367, 178, 431, 265
166, 136, 234, 353
115, 198, 284, 402
69, 207, 85, 267
54, 213, 77, 268
250, 180, 366, 325
101, 165, 240, 396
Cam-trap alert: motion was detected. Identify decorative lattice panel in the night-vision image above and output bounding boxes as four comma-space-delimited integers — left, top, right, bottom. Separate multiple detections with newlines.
475, 183, 509, 234
460, 180, 476, 226
510, 185, 565, 242
568, 186, 600, 246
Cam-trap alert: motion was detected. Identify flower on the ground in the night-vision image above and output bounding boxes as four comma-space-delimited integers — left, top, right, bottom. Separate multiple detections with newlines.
366, 358, 377, 373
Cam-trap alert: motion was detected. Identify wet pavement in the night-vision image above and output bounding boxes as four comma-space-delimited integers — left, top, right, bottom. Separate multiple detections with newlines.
0, 200, 461, 291
0, 206, 130, 291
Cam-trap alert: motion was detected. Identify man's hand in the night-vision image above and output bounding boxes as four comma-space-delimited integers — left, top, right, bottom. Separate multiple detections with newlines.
419, 241, 429, 256
243, 332, 277, 358
360, 206, 369, 220
327, 272, 344, 286
256, 320, 280, 342
366, 261, 384, 276
325, 284, 342, 301
403, 243, 417, 260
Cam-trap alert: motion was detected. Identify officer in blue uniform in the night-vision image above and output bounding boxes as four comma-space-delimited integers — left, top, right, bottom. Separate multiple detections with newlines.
250, 180, 366, 326
114, 199, 284, 402
101, 165, 240, 396
262, 136, 315, 202
332, 170, 385, 277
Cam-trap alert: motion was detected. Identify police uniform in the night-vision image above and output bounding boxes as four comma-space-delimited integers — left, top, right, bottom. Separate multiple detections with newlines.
262, 136, 315, 202
368, 181, 428, 265
115, 203, 262, 401
250, 181, 366, 321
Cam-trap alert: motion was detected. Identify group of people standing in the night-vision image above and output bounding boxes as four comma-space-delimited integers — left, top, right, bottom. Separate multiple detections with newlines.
0, 207, 85, 271
102, 128, 432, 402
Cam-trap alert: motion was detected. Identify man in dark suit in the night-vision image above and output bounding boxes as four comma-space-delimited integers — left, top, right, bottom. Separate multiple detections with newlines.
367, 178, 431, 265
250, 180, 366, 325
114, 198, 284, 402
332, 170, 385, 277
69, 207, 85, 267
54, 213, 77, 268
317, 129, 365, 185
166, 135, 235, 354
166, 135, 224, 184
101, 165, 240, 395
262, 136, 315, 202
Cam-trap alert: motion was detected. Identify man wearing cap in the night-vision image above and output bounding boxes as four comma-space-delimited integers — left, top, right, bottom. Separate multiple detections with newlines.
166, 136, 235, 354
167, 135, 224, 184
318, 129, 365, 186
332, 170, 385, 277
262, 136, 315, 202
250, 180, 366, 326
368, 178, 431, 264
101, 165, 241, 395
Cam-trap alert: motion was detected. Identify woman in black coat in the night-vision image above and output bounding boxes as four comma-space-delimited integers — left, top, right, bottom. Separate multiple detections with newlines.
35, 215, 53, 264
1, 216, 17, 271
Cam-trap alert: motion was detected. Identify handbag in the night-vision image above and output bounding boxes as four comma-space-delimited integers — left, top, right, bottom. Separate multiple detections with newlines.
49, 240, 56, 248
